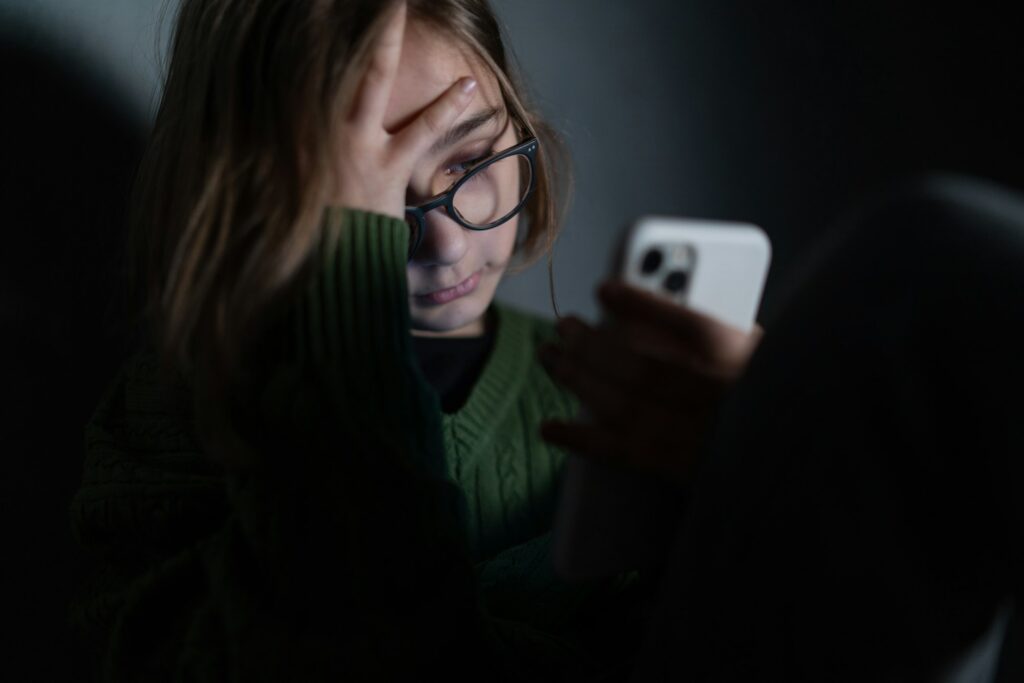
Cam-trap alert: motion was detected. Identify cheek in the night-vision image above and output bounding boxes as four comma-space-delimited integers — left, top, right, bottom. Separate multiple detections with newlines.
480, 217, 519, 266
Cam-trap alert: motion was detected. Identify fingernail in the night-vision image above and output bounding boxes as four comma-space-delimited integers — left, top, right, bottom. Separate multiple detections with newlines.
460, 78, 478, 94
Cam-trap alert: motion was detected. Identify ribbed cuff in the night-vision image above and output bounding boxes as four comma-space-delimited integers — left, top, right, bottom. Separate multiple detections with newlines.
294, 207, 409, 371
290, 206, 446, 477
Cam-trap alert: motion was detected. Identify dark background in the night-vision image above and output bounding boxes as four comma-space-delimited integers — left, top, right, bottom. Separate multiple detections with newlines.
492, 1, 1024, 319
2, 0, 1021, 680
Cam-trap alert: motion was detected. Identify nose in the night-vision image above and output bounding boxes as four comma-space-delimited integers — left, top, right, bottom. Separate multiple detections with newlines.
411, 207, 469, 267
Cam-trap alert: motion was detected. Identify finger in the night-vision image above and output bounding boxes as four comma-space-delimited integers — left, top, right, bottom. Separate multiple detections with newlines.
349, 1, 407, 128
597, 280, 739, 358
557, 315, 690, 381
541, 419, 698, 484
392, 76, 477, 157
539, 342, 634, 426
553, 316, 721, 406
541, 336, 714, 455
539, 420, 629, 468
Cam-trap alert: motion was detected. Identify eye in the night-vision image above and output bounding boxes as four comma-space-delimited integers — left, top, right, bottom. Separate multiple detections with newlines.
444, 149, 495, 178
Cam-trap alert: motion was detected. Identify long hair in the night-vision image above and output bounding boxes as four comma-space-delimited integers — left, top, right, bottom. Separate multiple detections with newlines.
130, 0, 570, 399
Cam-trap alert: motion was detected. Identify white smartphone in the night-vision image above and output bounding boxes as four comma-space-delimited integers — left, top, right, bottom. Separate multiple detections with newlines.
552, 216, 772, 581
617, 217, 771, 331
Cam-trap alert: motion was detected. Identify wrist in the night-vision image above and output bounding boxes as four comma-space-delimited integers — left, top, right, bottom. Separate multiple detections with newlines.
334, 203, 405, 223
331, 184, 406, 223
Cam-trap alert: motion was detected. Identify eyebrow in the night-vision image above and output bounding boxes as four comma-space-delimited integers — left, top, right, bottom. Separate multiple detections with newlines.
428, 106, 506, 156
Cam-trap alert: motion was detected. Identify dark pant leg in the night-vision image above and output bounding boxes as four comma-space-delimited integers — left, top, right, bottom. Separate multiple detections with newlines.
632, 175, 1024, 682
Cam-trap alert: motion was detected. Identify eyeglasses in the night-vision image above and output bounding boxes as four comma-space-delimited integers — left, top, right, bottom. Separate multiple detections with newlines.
404, 137, 539, 260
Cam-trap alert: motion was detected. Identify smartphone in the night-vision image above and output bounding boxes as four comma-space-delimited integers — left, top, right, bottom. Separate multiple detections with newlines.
617, 216, 771, 331
552, 216, 772, 580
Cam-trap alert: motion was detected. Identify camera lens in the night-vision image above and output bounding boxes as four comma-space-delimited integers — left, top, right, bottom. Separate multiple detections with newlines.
664, 270, 689, 293
641, 248, 663, 274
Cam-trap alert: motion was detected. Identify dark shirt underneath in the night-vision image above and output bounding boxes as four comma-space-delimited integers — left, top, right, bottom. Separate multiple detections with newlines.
412, 325, 496, 413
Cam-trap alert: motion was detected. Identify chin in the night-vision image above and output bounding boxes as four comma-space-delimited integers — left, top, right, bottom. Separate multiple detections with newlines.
410, 290, 491, 334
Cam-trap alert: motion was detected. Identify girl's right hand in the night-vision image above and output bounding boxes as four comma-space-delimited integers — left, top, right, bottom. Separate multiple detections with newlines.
329, 1, 478, 220
538, 281, 764, 486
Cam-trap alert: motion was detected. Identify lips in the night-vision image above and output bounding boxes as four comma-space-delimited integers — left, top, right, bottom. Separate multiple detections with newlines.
415, 270, 482, 306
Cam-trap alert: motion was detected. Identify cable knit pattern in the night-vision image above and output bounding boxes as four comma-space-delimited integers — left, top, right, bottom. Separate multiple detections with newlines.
437, 304, 574, 562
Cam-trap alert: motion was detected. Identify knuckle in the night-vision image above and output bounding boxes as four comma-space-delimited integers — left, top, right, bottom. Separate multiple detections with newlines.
363, 56, 392, 85
419, 108, 446, 136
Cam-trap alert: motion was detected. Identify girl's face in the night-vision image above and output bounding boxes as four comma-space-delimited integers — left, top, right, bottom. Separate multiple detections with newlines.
384, 21, 519, 337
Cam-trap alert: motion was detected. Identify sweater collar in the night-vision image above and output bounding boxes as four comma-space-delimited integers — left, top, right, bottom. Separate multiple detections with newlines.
441, 303, 532, 462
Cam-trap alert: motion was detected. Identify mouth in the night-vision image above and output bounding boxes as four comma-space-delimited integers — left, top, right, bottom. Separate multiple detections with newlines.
414, 270, 483, 306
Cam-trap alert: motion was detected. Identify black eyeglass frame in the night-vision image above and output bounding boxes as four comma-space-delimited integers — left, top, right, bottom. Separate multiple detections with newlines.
404, 136, 539, 259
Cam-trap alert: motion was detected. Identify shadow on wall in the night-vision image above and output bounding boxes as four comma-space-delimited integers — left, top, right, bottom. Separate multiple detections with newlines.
0, 21, 146, 681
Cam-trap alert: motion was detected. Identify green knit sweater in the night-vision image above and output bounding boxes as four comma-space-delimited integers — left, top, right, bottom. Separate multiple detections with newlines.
70, 208, 642, 681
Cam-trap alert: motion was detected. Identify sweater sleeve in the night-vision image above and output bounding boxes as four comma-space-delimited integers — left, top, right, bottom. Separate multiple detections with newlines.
71, 207, 504, 681
288, 206, 446, 474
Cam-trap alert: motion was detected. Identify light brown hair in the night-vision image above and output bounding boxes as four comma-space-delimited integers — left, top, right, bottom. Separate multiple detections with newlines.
131, 0, 570, 394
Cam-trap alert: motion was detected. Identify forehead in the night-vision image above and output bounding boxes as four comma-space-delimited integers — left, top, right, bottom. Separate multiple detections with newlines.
383, 20, 504, 134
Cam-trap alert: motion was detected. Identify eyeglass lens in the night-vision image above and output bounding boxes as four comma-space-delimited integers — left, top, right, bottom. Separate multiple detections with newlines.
452, 153, 532, 227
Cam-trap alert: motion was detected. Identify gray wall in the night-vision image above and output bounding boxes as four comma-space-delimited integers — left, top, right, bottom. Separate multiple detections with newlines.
491, 0, 727, 321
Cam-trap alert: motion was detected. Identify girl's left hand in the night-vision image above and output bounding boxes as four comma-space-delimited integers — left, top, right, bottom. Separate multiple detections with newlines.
538, 280, 763, 486
329, 1, 478, 220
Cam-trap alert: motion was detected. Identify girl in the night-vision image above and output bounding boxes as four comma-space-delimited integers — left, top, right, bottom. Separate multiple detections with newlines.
71, 0, 641, 680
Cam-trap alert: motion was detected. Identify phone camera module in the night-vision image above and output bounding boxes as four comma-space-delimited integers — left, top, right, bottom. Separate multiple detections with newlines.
663, 270, 689, 293
641, 248, 663, 275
